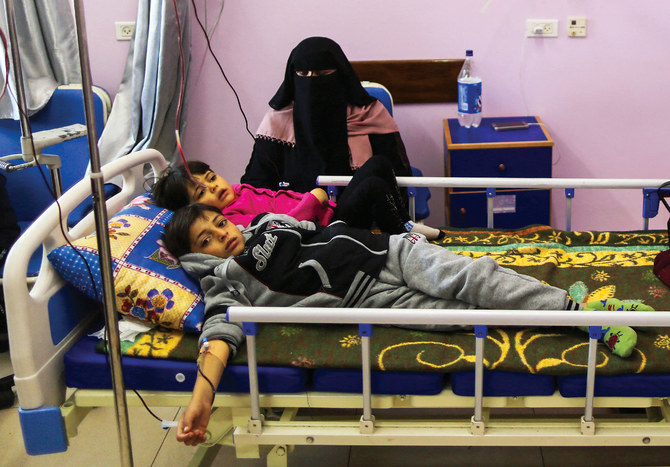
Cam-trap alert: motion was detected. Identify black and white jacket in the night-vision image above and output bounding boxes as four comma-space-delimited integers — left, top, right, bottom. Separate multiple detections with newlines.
180, 213, 390, 355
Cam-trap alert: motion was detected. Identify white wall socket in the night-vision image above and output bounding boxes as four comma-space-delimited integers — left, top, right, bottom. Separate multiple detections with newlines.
567, 17, 587, 37
114, 21, 135, 41
526, 19, 558, 38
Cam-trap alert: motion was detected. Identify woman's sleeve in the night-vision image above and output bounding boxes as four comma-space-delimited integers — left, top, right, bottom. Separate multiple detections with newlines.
369, 132, 412, 176
241, 138, 285, 189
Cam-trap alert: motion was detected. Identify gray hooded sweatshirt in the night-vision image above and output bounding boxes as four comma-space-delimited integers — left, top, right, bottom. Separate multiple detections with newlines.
180, 213, 571, 356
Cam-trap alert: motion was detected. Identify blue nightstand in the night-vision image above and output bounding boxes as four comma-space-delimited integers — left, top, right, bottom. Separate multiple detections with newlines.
443, 116, 553, 228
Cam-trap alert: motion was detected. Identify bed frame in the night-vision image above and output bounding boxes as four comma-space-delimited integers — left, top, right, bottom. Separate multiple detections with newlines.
4, 149, 670, 466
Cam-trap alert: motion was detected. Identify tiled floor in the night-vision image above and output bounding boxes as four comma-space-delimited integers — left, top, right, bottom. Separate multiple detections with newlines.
3, 351, 670, 466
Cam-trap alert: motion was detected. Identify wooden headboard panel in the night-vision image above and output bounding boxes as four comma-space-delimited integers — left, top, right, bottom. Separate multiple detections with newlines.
350, 59, 464, 104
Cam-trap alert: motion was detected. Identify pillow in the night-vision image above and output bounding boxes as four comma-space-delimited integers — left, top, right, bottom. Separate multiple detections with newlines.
47, 194, 204, 333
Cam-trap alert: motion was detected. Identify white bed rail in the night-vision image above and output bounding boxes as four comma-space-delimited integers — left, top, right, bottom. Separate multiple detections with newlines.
229, 306, 670, 439
319, 176, 670, 190
3, 149, 167, 409
227, 306, 670, 327
318, 176, 670, 230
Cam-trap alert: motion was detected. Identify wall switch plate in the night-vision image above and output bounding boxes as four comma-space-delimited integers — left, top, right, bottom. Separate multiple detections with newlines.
568, 17, 587, 37
526, 19, 558, 38
114, 21, 135, 41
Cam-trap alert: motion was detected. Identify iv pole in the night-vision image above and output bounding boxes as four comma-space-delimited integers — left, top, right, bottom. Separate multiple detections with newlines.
4, 1, 135, 464
71, 1, 134, 465
3, 1, 134, 462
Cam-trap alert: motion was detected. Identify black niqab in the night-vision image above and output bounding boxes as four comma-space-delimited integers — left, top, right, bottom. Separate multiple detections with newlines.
269, 37, 375, 186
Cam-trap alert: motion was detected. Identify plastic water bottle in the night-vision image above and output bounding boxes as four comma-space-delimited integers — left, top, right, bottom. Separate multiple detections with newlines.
457, 50, 482, 128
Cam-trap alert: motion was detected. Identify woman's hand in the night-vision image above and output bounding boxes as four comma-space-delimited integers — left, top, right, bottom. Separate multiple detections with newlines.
310, 187, 329, 205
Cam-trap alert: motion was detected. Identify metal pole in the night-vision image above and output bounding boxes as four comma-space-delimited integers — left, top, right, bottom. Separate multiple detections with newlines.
72, 2, 133, 465
473, 335, 484, 422
246, 334, 262, 421
584, 331, 599, 423
3, 0, 31, 141
4, 0, 63, 195
358, 324, 375, 434
566, 196, 573, 231
486, 188, 495, 229
361, 335, 373, 422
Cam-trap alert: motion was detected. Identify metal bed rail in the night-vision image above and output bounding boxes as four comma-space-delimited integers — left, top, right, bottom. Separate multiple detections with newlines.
317, 176, 670, 230
228, 307, 670, 442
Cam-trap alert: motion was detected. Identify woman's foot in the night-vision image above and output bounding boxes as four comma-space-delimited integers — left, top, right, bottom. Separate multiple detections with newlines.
404, 221, 445, 241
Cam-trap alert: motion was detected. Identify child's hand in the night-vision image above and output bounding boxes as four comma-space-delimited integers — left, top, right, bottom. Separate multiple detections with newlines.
176, 397, 212, 446
310, 188, 329, 205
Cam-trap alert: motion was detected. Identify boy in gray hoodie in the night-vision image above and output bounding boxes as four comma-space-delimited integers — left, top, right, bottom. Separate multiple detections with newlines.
165, 203, 645, 445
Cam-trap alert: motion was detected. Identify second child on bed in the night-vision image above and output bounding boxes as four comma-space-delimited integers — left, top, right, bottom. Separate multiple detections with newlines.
152, 158, 444, 240
163, 204, 651, 446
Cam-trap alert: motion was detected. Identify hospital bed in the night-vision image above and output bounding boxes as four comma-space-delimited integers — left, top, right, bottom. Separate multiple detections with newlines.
4, 148, 670, 466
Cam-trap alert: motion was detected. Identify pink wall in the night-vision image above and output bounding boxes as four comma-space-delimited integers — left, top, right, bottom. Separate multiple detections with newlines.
88, 0, 670, 230
82, 1, 137, 98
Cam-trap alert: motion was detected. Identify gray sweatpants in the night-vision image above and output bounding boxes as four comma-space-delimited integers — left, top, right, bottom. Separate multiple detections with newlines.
359, 233, 570, 331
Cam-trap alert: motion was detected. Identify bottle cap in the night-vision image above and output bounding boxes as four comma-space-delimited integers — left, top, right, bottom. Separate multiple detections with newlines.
466, 50, 473, 56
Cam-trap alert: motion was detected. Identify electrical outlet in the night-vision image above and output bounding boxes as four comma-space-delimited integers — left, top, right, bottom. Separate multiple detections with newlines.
114, 21, 135, 41
526, 19, 558, 38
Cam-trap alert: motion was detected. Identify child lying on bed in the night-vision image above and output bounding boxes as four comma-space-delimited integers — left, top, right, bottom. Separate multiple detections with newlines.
152, 157, 444, 240
163, 203, 651, 446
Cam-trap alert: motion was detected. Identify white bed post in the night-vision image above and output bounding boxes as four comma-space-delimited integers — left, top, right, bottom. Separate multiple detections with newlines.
72, 1, 134, 465
471, 325, 486, 435
581, 326, 601, 435
407, 187, 417, 221
244, 322, 264, 434
359, 324, 375, 434
565, 188, 574, 231
486, 188, 495, 229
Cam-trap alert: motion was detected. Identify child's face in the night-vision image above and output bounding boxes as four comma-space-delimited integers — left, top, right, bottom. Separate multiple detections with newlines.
189, 210, 245, 258
188, 170, 235, 210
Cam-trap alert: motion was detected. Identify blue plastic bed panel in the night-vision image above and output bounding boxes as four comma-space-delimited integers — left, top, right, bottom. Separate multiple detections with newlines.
1, 87, 109, 223
18, 406, 68, 455
312, 368, 445, 395
48, 284, 99, 346
364, 84, 393, 115
0, 86, 112, 278
450, 370, 556, 397
64, 336, 307, 393
558, 373, 670, 398
67, 183, 121, 228
409, 166, 431, 220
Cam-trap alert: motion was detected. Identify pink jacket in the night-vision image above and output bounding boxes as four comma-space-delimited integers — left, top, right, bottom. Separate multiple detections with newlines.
222, 184, 336, 228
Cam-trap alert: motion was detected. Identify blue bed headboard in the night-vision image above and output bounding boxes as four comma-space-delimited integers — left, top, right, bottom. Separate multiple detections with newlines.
0, 85, 111, 224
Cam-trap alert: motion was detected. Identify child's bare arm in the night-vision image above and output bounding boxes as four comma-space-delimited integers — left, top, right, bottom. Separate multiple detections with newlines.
310, 187, 329, 205
176, 339, 230, 446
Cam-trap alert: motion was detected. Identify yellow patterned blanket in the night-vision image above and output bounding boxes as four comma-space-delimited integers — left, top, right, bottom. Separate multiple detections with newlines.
102, 226, 670, 376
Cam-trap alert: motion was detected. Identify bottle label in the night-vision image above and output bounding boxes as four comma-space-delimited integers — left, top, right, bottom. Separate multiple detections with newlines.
457, 81, 482, 114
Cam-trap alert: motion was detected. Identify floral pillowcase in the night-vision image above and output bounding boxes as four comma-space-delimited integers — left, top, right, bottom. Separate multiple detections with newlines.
47, 194, 204, 333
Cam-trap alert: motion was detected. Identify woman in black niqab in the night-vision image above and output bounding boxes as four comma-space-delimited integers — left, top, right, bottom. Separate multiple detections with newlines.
243, 36, 411, 193
269, 37, 375, 183
241, 37, 443, 239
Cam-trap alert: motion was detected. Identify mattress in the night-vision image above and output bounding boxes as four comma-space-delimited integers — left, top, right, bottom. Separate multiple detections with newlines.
65, 332, 670, 398
63, 224, 670, 397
